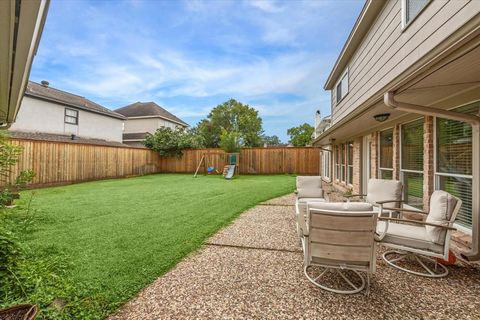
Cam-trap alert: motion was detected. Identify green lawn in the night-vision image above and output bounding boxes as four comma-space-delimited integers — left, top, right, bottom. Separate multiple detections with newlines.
14, 174, 295, 319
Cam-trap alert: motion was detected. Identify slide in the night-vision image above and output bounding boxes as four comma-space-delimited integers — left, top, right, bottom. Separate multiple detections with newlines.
224, 165, 236, 179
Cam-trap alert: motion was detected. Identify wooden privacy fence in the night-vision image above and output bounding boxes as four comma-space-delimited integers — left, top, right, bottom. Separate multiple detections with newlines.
7, 139, 161, 187
159, 147, 321, 175
4, 140, 320, 188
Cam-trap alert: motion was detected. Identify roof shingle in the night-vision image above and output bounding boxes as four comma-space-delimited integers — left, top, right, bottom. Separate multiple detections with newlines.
8, 131, 140, 148
115, 102, 188, 126
122, 132, 148, 141
25, 81, 126, 120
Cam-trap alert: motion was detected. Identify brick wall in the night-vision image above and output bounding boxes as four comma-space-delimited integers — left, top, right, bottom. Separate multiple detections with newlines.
352, 138, 362, 193
423, 116, 434, 211
370, 132, 378, 179
392, 124, 400, 180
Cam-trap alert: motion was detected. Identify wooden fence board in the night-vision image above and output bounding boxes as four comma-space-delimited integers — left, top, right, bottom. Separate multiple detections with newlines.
159, 147, 320, 175
3, 139, 320, 188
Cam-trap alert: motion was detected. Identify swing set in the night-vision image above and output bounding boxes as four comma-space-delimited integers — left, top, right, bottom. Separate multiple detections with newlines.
193, 152, 240, 179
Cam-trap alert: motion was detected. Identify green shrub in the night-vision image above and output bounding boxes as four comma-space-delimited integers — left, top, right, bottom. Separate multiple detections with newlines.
144, 127, 204, 157
219, 130, 241, 153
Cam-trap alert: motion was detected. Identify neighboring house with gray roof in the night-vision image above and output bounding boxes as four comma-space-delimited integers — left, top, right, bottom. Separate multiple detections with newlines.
115, 101, 188, 147
9, 81, 126, 143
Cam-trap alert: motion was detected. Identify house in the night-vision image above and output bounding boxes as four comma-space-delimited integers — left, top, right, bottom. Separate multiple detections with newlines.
9, 81, 126, 144
314, 0, 480, 260
115, 102, 189, 147
0, 0, 50, 126
314, 110, 331, 139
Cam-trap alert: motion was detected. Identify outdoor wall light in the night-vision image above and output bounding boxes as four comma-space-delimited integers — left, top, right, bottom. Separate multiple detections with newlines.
373, 113, 390, 122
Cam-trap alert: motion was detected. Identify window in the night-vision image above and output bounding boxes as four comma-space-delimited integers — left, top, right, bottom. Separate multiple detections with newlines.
334, 145, 346, 182
435, 102, 479, 228
335, 70, 349, 103
335, 146, 342, 181
340, 144, 346, 182
379, 129, 393, 179
403, 0, 429, 27
401, 119, 424, 209
65, 108, 78, 125
347, 142, 353, 185
321, 149, 331, 180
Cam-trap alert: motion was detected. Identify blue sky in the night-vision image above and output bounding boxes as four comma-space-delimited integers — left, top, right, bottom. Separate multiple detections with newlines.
30, 0, 364, 142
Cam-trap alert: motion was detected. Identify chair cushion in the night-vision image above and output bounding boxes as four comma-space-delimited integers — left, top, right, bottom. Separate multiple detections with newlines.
377, 221, 444, 254
297, 188, 323, 199
297, 197, 326, 204
296, 176, 322, 189
308, 202, 373, 212
425, 190, 458, 244
365, 179, 402, 206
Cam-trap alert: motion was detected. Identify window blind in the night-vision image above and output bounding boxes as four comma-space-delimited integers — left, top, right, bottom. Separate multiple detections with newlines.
436, 103, 478, 175
401, 119, 424, 171
405, 0, 428, 24
436, 102, 479, 228
379, 129, 393, 169
336, 84, 342, 103
404, 172, 423, 209
336, 72, 349, 103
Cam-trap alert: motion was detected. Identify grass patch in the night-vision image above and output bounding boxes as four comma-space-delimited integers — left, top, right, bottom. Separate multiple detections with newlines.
6, 174, 295, 319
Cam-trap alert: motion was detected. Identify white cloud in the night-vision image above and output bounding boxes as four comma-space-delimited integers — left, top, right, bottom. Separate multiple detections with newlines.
31, 0, 364, 137
247, 0, 284, 13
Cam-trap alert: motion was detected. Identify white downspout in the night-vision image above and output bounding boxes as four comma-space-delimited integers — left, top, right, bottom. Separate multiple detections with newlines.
384, 92, 480, 261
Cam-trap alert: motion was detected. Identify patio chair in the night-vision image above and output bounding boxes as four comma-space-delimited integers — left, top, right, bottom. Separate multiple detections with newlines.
376, 190, 462, 278
295, 176, 325, 239
302, 202, 377, 294
345, 178, 403, 216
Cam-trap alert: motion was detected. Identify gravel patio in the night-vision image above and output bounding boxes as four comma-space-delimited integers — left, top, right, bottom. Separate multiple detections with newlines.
110, 193, 480, 319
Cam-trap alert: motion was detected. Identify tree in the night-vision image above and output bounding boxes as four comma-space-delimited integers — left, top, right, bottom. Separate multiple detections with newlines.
261, 135, 282, 146
219, 130, 241, 153
196, 119, 220, 148
196, 99, 263, 148
287, 123, 314, 146
144, 127, 204, 157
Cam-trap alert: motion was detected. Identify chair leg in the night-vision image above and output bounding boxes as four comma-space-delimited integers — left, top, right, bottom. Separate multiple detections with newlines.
383, 250, 449, 278
304, 266, 366, 294
366, 273, 370, 296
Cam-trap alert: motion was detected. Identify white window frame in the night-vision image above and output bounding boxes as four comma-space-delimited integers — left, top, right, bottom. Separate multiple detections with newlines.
65, 108, 79, 125
401, 0, 430, 30
321, 149, 331, 182
433, 102, 480, 234
335, 68, 349, 104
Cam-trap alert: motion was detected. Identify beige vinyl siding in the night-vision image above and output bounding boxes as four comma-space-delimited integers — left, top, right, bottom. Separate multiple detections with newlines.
332, 0, 479, 124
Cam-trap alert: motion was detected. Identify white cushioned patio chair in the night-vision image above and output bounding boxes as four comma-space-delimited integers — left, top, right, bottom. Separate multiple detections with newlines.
295, 176, 325, 238
346, 178, 403, 216
376, 190, 461, 278
301, 202, 377, 295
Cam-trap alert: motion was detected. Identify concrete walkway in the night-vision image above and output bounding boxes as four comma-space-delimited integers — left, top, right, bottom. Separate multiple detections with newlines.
110, 194, 480, 320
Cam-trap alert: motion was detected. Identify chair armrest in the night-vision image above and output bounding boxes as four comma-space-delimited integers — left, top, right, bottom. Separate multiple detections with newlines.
382, 207, 429, 215
376, 199, 405, 205
295, 211, 309, 236
378, 217, 456, 231
344, 194, 366, 198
